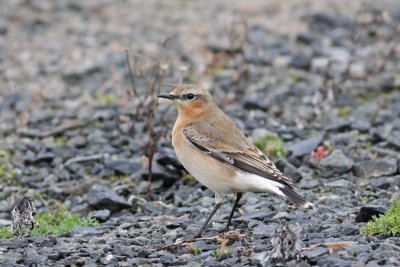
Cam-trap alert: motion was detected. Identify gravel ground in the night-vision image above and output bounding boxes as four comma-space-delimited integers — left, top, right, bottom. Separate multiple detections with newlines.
1, 0, 400, 266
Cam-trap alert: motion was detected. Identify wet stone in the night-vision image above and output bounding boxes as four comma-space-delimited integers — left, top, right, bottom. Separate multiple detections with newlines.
304, 246, 328, 259
316, 149, 354, 178
253, 223, 279, 236
275, 158, 303, 183
105, 159, 142, 175
24, 248, 44, 266
368, 176, 400, 189
288, 134, 324, 157
86, 184, 131, 213
2, 252, 24, 265
88, 209, 111, 222
354, 158, 397, 178
243, 95, 269, 110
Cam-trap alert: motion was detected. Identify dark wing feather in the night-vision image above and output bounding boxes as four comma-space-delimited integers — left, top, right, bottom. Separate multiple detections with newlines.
183, 124, 298, 189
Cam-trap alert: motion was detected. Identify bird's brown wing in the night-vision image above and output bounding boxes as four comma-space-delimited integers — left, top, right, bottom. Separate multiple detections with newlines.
183, 122, 298, 189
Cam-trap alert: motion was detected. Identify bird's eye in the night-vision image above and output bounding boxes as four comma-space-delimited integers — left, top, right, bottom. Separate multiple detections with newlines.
185, 93, 195, 100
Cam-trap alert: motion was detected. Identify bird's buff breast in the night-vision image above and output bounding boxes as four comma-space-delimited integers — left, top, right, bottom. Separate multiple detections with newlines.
172, 129, 235, 194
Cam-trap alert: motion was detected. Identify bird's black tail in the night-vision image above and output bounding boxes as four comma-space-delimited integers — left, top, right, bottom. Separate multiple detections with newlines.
280, 186, 314, 208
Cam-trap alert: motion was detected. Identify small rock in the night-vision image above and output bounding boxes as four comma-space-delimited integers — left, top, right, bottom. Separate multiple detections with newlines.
71, 203, 91, 217
324, 179, 352, 188
320, 47, 350, 62
87, 184, 131, 213
88, 209, 111, 222
100, 253, 118, 266
311, 57, 330, 73
253, 223, 279, 236
2, 252, 24, 265
344, 244, 372, 255
24, 152, 55, 164
375, 241, 400, 253
316, 149, 354, 177
316, 255, 353, 267
39, 238, 57, 248
0, 218, 11, 227
105, 159, 142, 175
273, 212, 289, 220
304, 246, 328, 259
354, 158, 397, 178
289, 53, 311, 69
0, 19, 7, 35
341, 223, 358, 236
24, 248, 44, 266
238, 211, 273, 221
243, 95, 269, 110
288, 134, 324, 157
275, 158, 303, 183
351, 119, 371, 132
71, 226, 102, 237
309, 12, 337, 29
296, 33, 316, 45
331, 130, 359, 146
355, 206, 386, 223
247, 25, 268, 45
349, 62, 366, 78
369, 176, 400, 189
299, 176, 320, 189
66, 136, 87, 147
155, 147, 183, 170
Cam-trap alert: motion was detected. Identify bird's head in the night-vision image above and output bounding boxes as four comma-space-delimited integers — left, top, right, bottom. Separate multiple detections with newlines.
158, 84, 214, 119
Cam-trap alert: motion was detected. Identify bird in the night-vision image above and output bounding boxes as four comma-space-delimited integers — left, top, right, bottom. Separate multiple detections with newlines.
158, 84, 313, 238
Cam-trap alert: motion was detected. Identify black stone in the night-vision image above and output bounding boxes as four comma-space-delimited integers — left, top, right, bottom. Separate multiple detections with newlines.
86, 184, 131, 213
105, 159, 142, 175
355, 206, 386, 223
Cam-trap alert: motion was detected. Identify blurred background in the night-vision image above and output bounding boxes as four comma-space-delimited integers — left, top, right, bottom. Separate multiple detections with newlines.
1, 0, 400, 266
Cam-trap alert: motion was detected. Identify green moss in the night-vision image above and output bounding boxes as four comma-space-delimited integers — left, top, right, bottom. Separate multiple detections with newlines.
0, 226, 13, 239
253, 135, 287, 157
211, 248, 231, 258
183, 173, 195, 181
55, 136, 67, 146
338, 106, 351, 117
0, 147, 20, 186
187, 244, 202, 255
361, 199, 400, 236
289, 74, 300, 82
95, 92, 116, 104
0, 210, 99, 238
105, 174, 129, 182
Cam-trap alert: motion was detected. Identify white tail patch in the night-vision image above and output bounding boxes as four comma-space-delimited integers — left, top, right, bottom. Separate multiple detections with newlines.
232, 172, 285, 195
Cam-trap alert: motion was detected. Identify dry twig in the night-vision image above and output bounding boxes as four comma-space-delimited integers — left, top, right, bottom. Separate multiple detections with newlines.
18, 120, 83, 138
125, 37, 173, 199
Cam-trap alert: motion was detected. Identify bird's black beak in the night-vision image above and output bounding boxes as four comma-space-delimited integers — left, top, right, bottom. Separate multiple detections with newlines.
157, 94, 178, 100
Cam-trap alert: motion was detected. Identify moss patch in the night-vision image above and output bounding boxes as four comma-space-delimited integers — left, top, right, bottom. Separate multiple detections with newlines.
55, 136, 67, 146
361, 199, 400, 236
253, 135, 287, 157
95, 92, 116, 104
338, 106, 351, 117
0, 147, 20, 186
0, 210, 99, 238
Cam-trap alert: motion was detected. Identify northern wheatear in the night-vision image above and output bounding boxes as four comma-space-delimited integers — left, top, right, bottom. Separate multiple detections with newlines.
158, 84, 313, 238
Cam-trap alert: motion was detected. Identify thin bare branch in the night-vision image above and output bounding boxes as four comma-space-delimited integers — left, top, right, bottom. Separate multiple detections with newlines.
125, 49, 137, 97
19, 120, 83, 138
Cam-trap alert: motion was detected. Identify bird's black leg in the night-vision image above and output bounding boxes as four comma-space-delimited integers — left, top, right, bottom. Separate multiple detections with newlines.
224, 192, 243, 232
194, 202, 222, 238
